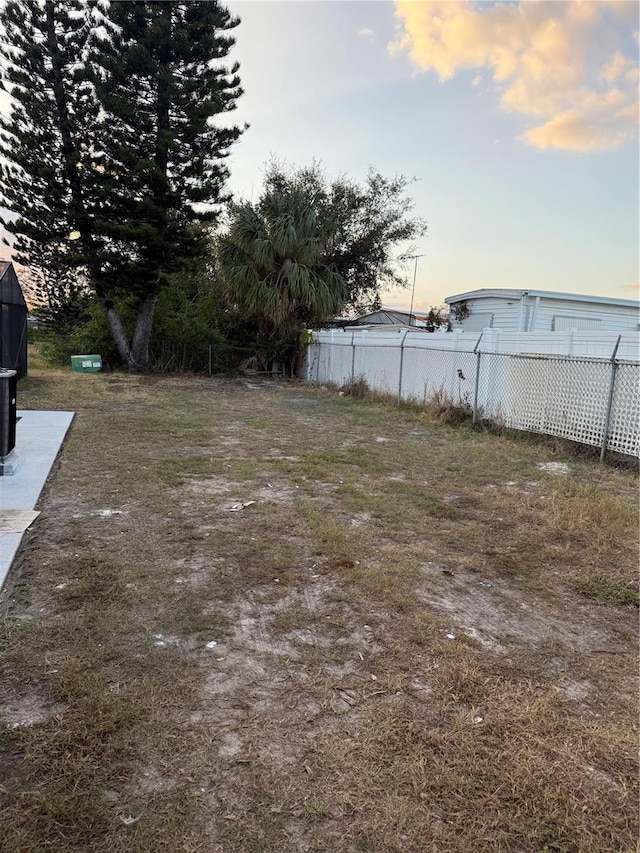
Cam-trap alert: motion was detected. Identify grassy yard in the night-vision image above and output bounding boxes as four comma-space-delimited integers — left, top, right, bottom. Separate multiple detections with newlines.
1, 358, 638, 852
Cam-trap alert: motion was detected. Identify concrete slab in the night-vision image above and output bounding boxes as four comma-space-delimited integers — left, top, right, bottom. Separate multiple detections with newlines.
0, 410, 75, 590
0, 450, 23, 476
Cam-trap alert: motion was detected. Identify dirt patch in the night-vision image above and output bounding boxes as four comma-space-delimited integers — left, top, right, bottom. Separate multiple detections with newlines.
197, 576, 378, 724
420, 562, 618, 654
189, 475, 240, 496
255, 483, 301, 504
0, 687, 67, 729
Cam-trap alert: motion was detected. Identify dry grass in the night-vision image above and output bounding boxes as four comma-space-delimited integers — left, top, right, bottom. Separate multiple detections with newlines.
0, 353, 638, 852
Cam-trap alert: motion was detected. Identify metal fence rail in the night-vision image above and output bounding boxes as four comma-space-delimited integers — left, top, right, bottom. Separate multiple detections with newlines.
304, 332, 640, 461
148, 341, 255, 375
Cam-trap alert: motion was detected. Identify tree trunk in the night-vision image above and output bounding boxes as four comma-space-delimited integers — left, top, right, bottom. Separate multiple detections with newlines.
99, 295, 157, 370
130, 295, 158, 368
101, 301, 134, 368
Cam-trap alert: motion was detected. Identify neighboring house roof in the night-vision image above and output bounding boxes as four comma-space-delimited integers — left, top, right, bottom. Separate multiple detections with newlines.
359, 309, 414, 324
324, 307, 422, 328
445, 288, 639, 310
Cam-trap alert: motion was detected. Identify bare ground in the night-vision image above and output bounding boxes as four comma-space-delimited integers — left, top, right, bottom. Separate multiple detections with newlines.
0, 365, 638, 852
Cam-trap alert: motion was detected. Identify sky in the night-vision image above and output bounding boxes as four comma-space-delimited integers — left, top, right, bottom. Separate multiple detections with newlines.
224, 0, 639, 312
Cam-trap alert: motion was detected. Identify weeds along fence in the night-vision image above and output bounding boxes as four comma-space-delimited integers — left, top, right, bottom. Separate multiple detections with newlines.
303, 328, 640, 461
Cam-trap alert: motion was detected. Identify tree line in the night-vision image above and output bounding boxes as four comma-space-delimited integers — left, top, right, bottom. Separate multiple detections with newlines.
0, 0, 426, 372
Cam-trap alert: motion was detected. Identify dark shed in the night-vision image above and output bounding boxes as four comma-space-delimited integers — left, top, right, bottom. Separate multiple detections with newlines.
0, 261, 28, 378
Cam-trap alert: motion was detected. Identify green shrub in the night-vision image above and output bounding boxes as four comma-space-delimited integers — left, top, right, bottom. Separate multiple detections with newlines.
40, 300, 121, 368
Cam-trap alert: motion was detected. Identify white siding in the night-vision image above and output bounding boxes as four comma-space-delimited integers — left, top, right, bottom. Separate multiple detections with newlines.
452, 294, 639, 334
453, 297, 522, 332
532, 297, 639, 332
463, 311, 494, 333
552, 315, 602, 331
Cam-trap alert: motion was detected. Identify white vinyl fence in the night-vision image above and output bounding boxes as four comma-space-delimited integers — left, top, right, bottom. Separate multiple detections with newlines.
303, 328, 640, 460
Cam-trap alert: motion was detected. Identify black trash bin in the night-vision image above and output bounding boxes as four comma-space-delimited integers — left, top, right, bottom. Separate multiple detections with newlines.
0, 368, 17, 458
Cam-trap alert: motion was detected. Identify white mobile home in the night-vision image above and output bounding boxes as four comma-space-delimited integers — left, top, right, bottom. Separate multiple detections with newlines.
445, 289, 640, 334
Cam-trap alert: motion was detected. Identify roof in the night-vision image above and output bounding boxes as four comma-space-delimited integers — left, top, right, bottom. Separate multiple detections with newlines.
0, 259, 27, 308
445, 288, 639, 310
360, 309, 414, 323
326, 306, 418, 327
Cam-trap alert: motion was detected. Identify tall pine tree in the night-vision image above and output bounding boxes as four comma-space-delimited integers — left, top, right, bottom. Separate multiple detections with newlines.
0, 0, 97, 318
0, 0, 244, 367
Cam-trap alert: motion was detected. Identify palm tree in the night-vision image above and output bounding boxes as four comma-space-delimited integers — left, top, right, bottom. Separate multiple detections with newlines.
216, 189, 346, 373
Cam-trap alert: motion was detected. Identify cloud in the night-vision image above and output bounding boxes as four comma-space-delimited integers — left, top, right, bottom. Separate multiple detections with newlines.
600, 51, 634, 83
389, 1, 639, 152
521, 107, 636, 151
357, 27, 376, 40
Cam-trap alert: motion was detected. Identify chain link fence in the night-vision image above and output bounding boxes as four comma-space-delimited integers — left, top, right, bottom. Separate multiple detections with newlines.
305, 330, 639, 461
306, 331, 480, 405
149, 341, 256, 374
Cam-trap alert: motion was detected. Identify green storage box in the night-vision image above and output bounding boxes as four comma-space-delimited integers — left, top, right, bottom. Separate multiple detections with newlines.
71, 354, 102, 373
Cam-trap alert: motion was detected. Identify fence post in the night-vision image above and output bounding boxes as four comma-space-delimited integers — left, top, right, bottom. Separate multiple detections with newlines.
600, 334, 622, 463
329, 329, 334, 384
306, 332, 312, 382
472, 332, 483, 426
351, 331, 356, 384
208, 344, 212, 375
307, 332, 322, 383
397, 329, 409, 405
